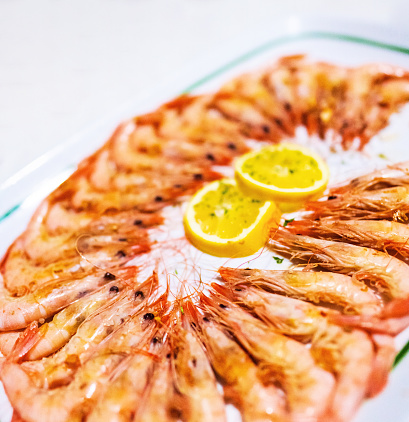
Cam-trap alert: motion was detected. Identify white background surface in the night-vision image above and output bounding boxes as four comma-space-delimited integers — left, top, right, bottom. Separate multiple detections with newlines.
1, 0, 409, 185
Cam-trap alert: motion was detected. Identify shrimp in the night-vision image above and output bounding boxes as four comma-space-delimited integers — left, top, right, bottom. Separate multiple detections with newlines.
19, 273, 160, 388
2, 353, 125, 422
218, 267, 381, 315
0, 267, 132, 331
185, 301, 289, 422
329, 160, 409, 194
220, 284, 335, 341
85, 330, 163, 422
133, 344, 182, 422
328, 295, 409, 335
285, 219, 409, 258
201, 292, 335, 422
22, 267, 146, 361
212, 92, 285, 142
1, 239, 139, 294
306, 186, 409, 221
2, 312, 159, 422
366, 334, 396, 398
270, 230, 409, 299
217, 284, 375, 422
219, 70, 295, 136
170, 313, 227, 422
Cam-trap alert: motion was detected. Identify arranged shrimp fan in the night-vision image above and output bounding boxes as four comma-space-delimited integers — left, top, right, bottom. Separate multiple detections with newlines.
3, 48, 409, 422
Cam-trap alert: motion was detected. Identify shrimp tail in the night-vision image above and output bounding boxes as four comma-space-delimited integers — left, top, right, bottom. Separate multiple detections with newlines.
329, 313, 409, 336
8, 322, 39, 363
366, 334, 396, 398
382, 296, 409, 318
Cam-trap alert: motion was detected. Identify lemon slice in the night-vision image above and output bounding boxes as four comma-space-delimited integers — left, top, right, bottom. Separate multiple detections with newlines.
234, 143, 329, 211
184, 179, 280, 257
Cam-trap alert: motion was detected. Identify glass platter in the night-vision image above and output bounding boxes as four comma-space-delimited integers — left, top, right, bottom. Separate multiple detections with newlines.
1, 17, 409, 422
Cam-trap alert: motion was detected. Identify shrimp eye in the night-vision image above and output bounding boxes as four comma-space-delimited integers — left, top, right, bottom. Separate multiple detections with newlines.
109, 286, 119, 293
235, 288, 242, 292
166, 353, 171, 359
155, 195, 163, 202
219, 304, 227, 309
203, 317, 210, 322
118, 238, 127, 242
227, 142, 236, 150
143, 312, 155, 320
104, 272, 116, 280
169, 408, 182, 419
262, 124, 270, 134
193, 173, 203, 180
135, 291, 145, 300
206, 153, 215, 161
327, 195, 337, 200
152, 336, 161, 344
116, 250, 126, 258
134, 219, 143, 226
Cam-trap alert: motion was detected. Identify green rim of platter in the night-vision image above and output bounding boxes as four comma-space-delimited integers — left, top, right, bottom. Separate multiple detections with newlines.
2, 30, 409, 367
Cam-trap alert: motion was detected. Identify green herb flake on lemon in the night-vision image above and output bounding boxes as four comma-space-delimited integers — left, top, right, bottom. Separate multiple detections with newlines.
184, 179, 280, 257
234, 143, 329, 211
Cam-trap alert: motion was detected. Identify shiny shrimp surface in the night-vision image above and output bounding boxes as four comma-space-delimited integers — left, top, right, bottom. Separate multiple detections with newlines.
223, 285, 377, 422
186, 303, 288, 422
219, 267, 381, 315
201, 293, 335, 421
270, 230, 409, 299
286, 219, 409, 258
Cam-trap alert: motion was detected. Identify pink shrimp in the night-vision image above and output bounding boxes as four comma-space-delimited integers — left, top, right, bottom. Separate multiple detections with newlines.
329, 160, 409, 195
200, 291, 335, 422
270, 230, 409, 300
286, 219, 409, 258
0, 266, 139, 332
169, 311, 227, 422
185, 301, 289, 422
218, 266, 381, 315
216, 284, 376, 421
306, 186, 409, 221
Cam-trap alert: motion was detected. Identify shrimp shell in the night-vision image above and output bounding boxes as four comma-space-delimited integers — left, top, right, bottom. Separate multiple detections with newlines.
270, 230, 409, 299
200, 292, 335, 421
218, 267, 381, 315
286, 219, 409, 258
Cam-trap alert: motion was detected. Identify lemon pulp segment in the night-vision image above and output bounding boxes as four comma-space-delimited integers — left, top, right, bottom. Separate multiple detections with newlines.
184, 179, 280, 257
235, 143, 329, 206
241, 149, 323, 189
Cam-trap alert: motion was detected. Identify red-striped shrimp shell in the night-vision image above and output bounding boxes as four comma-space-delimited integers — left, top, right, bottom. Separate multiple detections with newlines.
285, 219, 409, 258
270, 230, 409, 300
184, 300, 289, 422
200, 291, 335, 422
306, 186, 409, 221
214, 284, 377, 422
218, 267, 381, 315
169, 317, 227, 422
